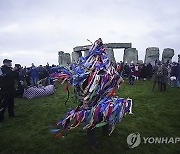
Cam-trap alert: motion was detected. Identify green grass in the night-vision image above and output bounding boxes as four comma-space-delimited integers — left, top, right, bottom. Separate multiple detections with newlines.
0, 80, 180, 154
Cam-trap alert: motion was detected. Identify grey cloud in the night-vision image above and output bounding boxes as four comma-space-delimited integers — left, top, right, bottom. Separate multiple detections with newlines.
0, 0, 180, 65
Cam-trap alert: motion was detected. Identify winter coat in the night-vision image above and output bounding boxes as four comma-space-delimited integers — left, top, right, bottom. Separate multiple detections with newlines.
170, 65, 179, 77
30, 67, 38, 78
152, 65, 158, 82
161, 66, 168, 84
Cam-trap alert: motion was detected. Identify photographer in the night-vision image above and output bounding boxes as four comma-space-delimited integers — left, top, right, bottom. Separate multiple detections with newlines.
0, 59, 17, 122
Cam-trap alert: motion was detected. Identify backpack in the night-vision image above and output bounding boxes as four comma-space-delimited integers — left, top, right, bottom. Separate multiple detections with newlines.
157, 66, 163, 78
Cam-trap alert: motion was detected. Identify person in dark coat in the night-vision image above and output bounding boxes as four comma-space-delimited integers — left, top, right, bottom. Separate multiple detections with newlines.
46, 63, 51, 74
38, 65, 44, 80
140, 63, 148, 80
161, 64, 168, 91
0, 59, 17, 122
41, 67, 50, 86
19, 67, 26, 82
14, 65, 25, 98
29, 63, 38, 87
123, 62, 129, 77
147, 63, 153, 79
25, 67, 31, 86
120, 61, 124, 77
152, 62, 163, 92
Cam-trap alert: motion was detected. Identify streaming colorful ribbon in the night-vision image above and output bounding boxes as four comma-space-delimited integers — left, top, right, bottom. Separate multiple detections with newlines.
49, 39, 131, 137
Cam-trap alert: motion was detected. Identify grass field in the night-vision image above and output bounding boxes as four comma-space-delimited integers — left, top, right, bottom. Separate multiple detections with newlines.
0, 80, 180, 154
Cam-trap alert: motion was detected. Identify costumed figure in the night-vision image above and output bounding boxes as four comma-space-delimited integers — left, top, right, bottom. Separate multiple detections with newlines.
49, 38, 133, 148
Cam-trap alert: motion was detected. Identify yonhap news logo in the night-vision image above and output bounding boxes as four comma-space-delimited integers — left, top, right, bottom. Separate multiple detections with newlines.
127, 132, 180, 148
127, 132, 141, 148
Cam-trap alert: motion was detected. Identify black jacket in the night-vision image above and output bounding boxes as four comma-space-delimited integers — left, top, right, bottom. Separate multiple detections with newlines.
0, 65, 15, 90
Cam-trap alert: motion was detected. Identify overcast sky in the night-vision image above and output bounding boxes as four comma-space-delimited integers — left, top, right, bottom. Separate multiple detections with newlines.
0, 0, 180, 66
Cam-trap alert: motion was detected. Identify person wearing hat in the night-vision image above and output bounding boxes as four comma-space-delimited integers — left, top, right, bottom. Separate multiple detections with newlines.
0, 59, 17, 122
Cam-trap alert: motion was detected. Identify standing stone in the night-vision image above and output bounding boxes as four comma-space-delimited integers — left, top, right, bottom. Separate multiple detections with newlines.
72, 51, 82, 63
144, 47, 159, 65
123, 48, 138, 64
84, 50, 89, 57
64, 53, 71, 65
105, 48, 116, 63
58, 51, 71, 65
58, 51, 65, 65
162, 48, 174, 63
178, 54, 180, 64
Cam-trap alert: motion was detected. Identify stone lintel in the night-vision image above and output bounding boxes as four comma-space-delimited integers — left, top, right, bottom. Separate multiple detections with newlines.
73, 43, 132, 52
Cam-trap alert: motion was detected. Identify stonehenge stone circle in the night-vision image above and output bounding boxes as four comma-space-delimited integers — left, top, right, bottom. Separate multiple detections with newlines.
58, 42, 177, 66
72, 43, 131, 63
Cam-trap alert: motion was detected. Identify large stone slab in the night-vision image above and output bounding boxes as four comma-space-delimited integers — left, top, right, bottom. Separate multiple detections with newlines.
105, 48, 116, 63
64, 53, 71, 65
123, 48, 138, 64
83, 50, 89, 57
144, 47, 159, 65
58, 51, 71, 65
58, 51, 65, 65
73, 43, 132, 52
105, 43, 132, 49
72, 51, 82, 63
162, 48, 174, 63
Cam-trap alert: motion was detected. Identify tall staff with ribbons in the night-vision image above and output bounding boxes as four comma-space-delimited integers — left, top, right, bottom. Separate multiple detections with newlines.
49, 38, 133, 148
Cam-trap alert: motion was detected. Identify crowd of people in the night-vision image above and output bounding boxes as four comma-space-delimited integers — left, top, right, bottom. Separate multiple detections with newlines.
0, 60, 60, 122
0, 58, 179, 122
15, 63, 54, 87
116, 60, 180, 91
